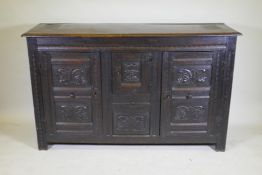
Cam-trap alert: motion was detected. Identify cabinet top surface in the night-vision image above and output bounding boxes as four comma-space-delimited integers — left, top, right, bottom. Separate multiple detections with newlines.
22, 23, 241, 37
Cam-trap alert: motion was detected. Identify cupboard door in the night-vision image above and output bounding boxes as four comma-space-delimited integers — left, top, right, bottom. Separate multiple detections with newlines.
102, 52, 161, 137
161, 51, 220, 137
39, 52, 102, 136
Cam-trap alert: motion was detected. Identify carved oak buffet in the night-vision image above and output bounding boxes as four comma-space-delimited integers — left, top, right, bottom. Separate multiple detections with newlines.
22, 23, 240, 151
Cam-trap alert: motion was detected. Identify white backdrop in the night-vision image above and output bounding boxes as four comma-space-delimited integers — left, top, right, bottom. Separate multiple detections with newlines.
0, 0, 261, 124
0, 1, 261, 174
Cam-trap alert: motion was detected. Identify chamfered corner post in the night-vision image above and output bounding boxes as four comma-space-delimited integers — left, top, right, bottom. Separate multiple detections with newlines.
215, 36, 238, 152
26, 37, 48, 150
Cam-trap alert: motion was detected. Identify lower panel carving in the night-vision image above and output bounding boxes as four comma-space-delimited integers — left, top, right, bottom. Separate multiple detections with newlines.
55, 102, 92, 123
54, 100, 94, 132
172, 105, 206, 123
112, 105, 150, 135
171, 98, 209, 124
115, 114, 148, 133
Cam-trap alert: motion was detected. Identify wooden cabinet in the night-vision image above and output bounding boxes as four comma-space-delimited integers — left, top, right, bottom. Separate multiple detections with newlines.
23, 23, 241, 151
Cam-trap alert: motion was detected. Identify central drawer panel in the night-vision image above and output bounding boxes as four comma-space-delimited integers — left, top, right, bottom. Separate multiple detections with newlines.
102, 51, 161, 137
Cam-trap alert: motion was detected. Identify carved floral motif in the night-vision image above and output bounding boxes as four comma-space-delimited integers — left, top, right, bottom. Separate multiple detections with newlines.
174, 105, 205, 121
122, 62, 141, 83
177, 69, 193, 84
175, 68, 209, 86
115, 115, 146, 132
56, 105, 90, 122
195, 69, 209, 83
53, 66, 88, 86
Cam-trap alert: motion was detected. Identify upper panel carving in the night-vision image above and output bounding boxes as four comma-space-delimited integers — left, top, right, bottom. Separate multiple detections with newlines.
52, 64, 90, 87
122, 62, 141, 83
173, 66, 211, 87
112, 52, 154, 94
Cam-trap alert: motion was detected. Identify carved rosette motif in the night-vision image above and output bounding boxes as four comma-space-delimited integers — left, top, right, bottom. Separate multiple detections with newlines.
53, 65, 88, 86
196, 69, 209, 83
115, 115, 146, 132
177, 69, 193, 84
56, 105, 90, 122
122, 62, 141, 83
175, 68, 209, 86
174, 105, 205, 121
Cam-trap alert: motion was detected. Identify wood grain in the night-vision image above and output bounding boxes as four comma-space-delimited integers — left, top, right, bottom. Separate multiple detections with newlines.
22, 23, 241, 37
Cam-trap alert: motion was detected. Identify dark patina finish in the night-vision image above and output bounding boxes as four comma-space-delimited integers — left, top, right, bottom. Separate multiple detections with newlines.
23, 23, 240, 151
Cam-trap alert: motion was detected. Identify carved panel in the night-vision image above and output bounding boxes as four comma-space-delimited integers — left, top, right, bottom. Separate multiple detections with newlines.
171, 100, 209, 124
52, 64, 90, 87
173, 105, 205, 121
112, 52, 154, 94
173, 66, 211, 87
55, 102, 92, 123
113, 110, 150, 135
116, 115, 145, 131
122, 61, 141, 83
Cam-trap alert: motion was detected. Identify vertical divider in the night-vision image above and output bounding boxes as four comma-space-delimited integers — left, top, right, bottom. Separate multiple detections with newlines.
101, 51, 112, 136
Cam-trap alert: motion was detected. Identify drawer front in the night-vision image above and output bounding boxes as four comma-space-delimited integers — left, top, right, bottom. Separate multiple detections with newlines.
39, 52, 102, 135
161, 51, 219, 137
102, 51, 161, 137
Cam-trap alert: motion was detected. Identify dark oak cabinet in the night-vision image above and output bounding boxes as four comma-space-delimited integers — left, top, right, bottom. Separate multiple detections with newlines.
23, 23, 241, 151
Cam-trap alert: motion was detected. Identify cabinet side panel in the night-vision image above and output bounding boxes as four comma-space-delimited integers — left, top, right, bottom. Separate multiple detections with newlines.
26, 37, 48, 150
215, 36, 237, 151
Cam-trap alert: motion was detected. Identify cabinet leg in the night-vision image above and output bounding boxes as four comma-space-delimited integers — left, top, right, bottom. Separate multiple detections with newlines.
38, 143, 48, 150
214, 142, 226, 152
37, 138, 48, 150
